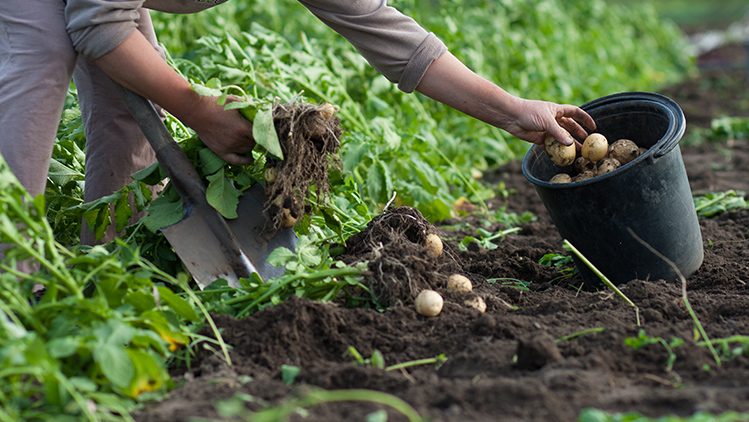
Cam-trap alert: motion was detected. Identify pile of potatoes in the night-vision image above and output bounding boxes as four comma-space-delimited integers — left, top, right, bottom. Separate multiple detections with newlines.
545, 134, 645, 183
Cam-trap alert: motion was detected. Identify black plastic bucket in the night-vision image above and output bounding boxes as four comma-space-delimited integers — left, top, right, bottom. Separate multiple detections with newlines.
521, 92, 703, 285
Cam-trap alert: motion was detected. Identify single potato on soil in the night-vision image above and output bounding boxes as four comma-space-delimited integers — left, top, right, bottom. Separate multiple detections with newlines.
424, 233, 443, 258
447, 274, 472, 293
415, 290, 443, 317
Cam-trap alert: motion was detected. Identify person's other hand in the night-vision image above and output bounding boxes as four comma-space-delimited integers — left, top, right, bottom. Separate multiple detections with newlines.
182, 95, 255, 165
502, 98, 596, 147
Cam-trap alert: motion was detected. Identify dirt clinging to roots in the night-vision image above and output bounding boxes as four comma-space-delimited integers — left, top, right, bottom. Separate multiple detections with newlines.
264, 103, 341, 232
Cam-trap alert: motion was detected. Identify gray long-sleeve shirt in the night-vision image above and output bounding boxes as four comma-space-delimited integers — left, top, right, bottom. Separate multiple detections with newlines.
65, 0, 447, 92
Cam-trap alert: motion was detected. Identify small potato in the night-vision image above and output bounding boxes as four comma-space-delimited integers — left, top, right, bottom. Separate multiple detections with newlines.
264, 167, 278, 185
424, 233, 444, 258
574, 157, 595, 173
582, 133, 609, 162
544, 137, 576, 167
453, 197, 476, 214
596, 157, 621, 175
447, 274, 473, 293
638, 147, 647, 156
280, 208, 298, 229
415, 290, 443, 317
549, 173, 572, 184
609, 139, 639, 165
464, 295, 487, 313
317, 103, 337, 120
573, 170, 595, 182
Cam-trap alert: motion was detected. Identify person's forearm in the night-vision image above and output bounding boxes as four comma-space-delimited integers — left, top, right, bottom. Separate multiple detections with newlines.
416, 52, 520, 129
93, 30, 200, 125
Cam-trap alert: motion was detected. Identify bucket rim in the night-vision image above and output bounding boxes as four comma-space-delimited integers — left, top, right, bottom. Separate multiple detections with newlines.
521, 91, 686, 189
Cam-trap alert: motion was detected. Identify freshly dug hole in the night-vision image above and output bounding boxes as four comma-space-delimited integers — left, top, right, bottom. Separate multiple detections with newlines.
341, 207, 459, 307
263, 103, 341, 232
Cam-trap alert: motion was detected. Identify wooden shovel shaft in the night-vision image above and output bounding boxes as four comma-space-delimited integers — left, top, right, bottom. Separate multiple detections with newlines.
121, 88, 253, 279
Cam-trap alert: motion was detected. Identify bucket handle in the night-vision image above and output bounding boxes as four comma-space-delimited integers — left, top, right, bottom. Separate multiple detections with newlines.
651, 107, 684, 160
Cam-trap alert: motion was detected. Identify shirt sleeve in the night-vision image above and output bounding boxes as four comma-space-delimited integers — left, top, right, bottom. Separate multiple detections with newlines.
65, 0, 144, 59
298, 0, 448, 93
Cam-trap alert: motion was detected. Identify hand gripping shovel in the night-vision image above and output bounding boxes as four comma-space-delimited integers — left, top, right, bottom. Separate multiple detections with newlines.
121, 89, 296, 288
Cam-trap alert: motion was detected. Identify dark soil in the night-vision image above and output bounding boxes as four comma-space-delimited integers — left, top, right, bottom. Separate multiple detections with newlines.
139, 58, 749, 422
662, 44, 749, 130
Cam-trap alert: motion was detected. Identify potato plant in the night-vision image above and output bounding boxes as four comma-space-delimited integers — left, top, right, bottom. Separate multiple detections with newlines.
13, 0, 694, 419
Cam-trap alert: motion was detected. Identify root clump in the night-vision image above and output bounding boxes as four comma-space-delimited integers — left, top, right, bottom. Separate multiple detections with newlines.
342, 207, 459, 307
264, 103, 341, 232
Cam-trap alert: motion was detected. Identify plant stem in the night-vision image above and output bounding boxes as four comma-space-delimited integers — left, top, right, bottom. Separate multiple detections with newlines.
485, 227, 522, 241
694, 190, 734, 213
563, 239, 640, 326
433, 147, 490, 213
143, 263, 233, 366
251, 388, 423, 422
556, 327, 606, 343
55, 371, 99, 422
626, 228, 721, 367
698, 335, 749, 347
385, 355, 447, 372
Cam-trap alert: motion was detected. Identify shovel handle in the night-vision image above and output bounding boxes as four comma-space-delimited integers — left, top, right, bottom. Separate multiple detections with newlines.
121, 88, 207, 203
121, 88, 254, 279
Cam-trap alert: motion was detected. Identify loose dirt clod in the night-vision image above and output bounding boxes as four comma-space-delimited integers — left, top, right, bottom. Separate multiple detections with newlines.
463, 294, 486, 313
264, 103, 341, 232
342, 207, 459, 306
515, 332, 563, 370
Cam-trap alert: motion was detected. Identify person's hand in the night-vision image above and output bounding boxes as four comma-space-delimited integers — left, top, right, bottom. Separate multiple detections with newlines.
181, 95, 255, 165
93, 31, 255, 164
502, 98, 596, 146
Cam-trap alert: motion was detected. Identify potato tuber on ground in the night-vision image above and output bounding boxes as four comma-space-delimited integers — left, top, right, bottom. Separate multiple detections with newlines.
424, 233, 444, 258
447, 274, 472, 293
415, 289, 443, 317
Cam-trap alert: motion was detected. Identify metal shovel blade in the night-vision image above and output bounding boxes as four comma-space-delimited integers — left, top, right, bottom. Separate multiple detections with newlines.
119, 88, 296, 290
161, 184, 297, 289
